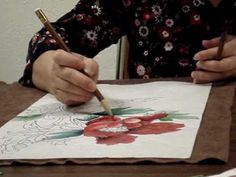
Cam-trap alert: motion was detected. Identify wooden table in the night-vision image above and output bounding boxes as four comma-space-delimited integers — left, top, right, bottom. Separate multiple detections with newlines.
0, 79, 235, 177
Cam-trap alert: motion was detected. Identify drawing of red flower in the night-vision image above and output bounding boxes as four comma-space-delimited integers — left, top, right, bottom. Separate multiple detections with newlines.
84, 112, 185, 145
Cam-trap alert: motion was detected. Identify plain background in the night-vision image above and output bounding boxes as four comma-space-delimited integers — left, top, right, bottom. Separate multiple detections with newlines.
0, 0, 118, 83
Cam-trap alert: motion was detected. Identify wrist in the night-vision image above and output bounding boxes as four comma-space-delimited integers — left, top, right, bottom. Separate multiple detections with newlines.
32, 50, 56, 93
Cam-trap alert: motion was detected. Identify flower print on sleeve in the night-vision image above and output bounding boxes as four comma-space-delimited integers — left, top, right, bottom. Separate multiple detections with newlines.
19, 27, 69, 87
19, 0, 236, 85
19, 0, 133, 87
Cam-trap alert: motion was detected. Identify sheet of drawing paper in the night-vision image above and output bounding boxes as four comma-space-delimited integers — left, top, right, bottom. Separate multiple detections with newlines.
208, 168, 236, 177
0, 81, 211, 159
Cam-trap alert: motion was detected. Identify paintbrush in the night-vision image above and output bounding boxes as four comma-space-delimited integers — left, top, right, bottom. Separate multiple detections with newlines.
35, 8, 113, 116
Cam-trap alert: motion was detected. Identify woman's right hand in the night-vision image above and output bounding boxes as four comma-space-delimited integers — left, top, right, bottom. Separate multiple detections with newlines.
32, 49, 99, 105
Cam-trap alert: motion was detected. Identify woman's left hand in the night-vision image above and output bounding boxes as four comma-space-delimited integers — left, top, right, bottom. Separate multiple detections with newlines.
191, 35, 236, 83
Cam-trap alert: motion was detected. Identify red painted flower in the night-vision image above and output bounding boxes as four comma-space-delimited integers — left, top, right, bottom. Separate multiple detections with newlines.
128, 123, 184, 135
84, 113, 185, 145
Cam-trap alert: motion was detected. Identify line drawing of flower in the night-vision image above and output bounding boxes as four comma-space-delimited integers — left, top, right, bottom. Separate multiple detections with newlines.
0, 107, 198, 154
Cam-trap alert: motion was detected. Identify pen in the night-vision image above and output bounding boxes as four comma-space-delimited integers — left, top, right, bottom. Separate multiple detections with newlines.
215, 31, 227, 60
35, 8, 113, 116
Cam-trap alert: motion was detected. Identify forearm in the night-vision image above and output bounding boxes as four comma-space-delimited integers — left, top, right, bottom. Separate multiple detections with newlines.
20, 0, 130, 87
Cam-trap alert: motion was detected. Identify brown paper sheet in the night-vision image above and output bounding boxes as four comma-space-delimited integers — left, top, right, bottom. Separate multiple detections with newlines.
0, 80, 235, 165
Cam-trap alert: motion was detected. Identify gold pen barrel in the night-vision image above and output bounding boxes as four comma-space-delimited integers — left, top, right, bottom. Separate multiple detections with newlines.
35, 8, 48, 24
35, 8, 71, 52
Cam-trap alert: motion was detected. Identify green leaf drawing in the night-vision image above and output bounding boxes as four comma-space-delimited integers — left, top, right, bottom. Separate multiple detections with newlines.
72, 109, 198, 124
15, 108, 43, 121
95, 107, 153, 116
80, 114, 101, 121
46, 129, 83, 140
160, 112, 198, 121
16, 114, 42, 121
82, 107, 154, 121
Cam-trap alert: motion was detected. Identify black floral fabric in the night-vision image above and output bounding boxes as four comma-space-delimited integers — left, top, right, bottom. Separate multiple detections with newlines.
19, 0, 236, 86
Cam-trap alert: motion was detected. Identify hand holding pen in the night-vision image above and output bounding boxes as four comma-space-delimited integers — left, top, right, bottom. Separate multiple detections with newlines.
192, 32, 236, 83
33, 8, 112, 115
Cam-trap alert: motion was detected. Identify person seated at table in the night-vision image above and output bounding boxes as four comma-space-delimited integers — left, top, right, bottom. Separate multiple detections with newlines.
19, 0, 236, 105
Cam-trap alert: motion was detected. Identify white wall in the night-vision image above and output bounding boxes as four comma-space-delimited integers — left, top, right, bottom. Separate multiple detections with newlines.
0, 0, 117, 83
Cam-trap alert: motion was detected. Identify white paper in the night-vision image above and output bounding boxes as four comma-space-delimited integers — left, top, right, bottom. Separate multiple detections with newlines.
0, 81, 211, 160
208, 168, 236, 177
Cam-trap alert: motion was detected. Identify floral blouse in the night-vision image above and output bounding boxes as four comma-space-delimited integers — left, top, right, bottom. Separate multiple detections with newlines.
19, 0, 236, 86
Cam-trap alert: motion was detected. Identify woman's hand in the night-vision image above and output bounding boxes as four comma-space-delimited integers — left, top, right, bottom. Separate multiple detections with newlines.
32, 49, 99, 105
191, 35, 236, 83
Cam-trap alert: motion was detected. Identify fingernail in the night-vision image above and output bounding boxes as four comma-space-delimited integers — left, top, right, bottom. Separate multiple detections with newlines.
191, 72, 197, 84
196, 61, 200, 68
191, 71, 196, 78
84, 62, 93, 76
193, 54, 200, 60
84, 67, 90, 76
202, 40, 208, 45
88, 82, 96, 92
